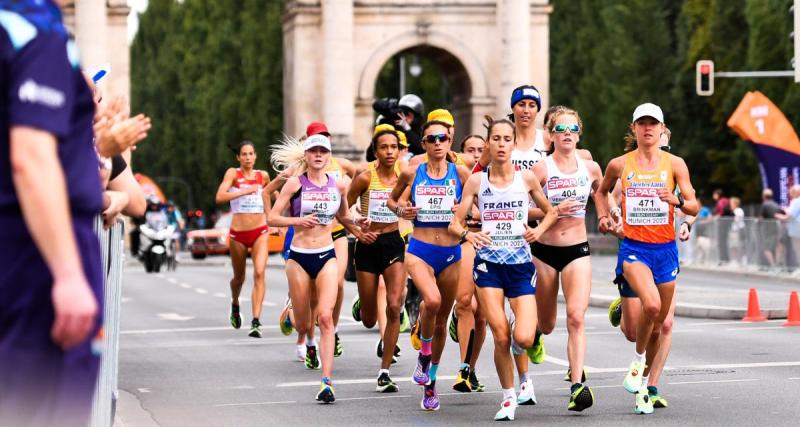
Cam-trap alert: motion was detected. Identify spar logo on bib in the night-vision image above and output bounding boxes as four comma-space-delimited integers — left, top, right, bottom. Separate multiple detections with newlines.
483, 210, 515, 221
547, 177, 579, 190
626, 188, 658, 197
417, 186, 447, 196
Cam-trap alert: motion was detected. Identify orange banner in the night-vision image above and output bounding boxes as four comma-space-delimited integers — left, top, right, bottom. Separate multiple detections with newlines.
134, 173, 166, 203
727, 91, 800, 156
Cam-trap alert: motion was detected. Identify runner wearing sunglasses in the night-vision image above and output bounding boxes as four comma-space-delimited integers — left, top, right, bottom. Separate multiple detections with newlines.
387, 119, 470, 411
531, 108, 603, 412
450, 117, 556, 421
596, 103, 698, 415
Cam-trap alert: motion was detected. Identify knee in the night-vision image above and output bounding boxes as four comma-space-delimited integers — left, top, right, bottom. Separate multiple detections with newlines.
566, 310, 585, 332
643, 301, 661, 319
386, 301, 402, 321
493, 333, 511, 351
539, 318, 556, 335
425, 294, 442, 314
660, 317, 674, 336
230, 274, 245, 285
317, 311, 334, 330
253, 271, 265, 285
514, 330, 534, 349
455, 292, 473, 311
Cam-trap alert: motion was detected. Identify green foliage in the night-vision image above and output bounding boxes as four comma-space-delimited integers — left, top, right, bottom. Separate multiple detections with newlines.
550, 0, 799, 203
131, 0, 283, 213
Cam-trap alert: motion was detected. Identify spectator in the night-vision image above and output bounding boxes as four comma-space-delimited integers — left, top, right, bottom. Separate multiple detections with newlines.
166, 201, 186, 256
778, 185, 800, 269
759, 188, 785, 268
712, 189, 734, 263
1, 1, 104, 425
729, 197, 746, 265
692, 203, 714, 265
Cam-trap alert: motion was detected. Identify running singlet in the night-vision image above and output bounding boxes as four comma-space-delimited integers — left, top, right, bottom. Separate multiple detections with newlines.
410, 162, 462, 228
620, 151, 676, 244
477, 169, 532, 264
325, 158, 346, 232
229, 169, 265, 214
360, 162, 399, 223
510, 130, 546, 170
543, 154, 592, 218
292, 174, 341, 225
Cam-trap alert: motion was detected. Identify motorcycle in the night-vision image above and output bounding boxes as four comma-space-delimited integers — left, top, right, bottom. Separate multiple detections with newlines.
139, 222, 176, 273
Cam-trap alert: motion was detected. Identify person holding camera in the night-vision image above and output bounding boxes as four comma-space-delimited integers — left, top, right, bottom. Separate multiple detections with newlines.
371, 94, 425, 157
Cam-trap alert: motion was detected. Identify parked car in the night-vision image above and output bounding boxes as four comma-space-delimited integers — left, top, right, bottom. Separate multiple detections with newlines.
187, 213, 285, 259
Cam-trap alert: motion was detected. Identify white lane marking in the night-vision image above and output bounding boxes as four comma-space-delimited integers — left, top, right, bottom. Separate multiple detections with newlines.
166, 278, 178, 284
218, 385, 255, 390
262, 301, 277, 307
137, 388, 151, 393
215, 400, 296, 407
686, 319, 783, 327
788, 377, 800, 380
156, 313, 194, 321
121, 323, 367, 335
667, 379, 759, 386
726, 326, 789, 331
194, 288, 208, 294
273, 361, 800, 388
213, 292, 227, 298
543, 355, 598, 371
179, 283, 191, 289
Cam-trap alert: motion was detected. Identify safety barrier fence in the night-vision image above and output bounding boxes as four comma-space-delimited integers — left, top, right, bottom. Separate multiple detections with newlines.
90, 217, 125, 427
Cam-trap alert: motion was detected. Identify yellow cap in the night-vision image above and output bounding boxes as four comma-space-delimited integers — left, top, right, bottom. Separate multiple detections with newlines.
397, 131, 408, 147
373, 123, 396, 136
427, 109, 455, 126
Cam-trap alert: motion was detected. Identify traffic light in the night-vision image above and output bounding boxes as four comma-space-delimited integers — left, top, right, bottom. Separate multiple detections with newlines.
696, 60, 714, 96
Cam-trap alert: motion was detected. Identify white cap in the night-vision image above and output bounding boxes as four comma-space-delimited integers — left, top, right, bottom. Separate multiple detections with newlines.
304, 134, 331, 151
632, 103, 664, 123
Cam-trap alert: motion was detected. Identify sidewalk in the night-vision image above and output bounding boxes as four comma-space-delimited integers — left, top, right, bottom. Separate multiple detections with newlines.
589, 255, 797, 320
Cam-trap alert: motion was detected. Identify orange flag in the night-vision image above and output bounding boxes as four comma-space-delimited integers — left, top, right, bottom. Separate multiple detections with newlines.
727, 91, 800, 156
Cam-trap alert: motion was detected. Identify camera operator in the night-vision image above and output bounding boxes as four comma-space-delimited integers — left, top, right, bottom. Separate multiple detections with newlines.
370, 94, 425, 159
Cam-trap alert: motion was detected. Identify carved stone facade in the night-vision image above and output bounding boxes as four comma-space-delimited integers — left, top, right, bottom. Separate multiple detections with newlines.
62, 0, 131, 100
283, 0, 552, 155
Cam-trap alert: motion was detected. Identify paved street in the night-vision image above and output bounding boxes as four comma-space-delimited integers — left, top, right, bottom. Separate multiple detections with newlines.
116, 256, 800, 426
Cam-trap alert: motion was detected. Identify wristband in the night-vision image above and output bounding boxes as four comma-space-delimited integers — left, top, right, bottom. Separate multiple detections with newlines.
676, 194, 685, 208
459, 230, 469, 243
395, 205, 404, 217
682, 222, 692, 232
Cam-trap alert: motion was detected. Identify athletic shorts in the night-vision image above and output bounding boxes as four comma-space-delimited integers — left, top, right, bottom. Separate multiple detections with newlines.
615, 238, 679, 287
331, 227, 347, 241
288, 245, 336, 279
354, 230, 405, 274
531, 241, 591, 272
406, 238, 461, 276
229, 225, 268, 248
473, 256, 536, 298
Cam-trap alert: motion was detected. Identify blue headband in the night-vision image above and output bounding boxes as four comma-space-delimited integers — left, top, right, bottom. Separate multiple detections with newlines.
510, 86, 541, 111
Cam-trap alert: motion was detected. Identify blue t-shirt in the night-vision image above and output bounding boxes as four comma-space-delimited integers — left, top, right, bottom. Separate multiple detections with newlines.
0, 0, 102, 215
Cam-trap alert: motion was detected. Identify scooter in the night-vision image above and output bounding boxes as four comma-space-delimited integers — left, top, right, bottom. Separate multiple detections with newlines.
139, 223, 176, 273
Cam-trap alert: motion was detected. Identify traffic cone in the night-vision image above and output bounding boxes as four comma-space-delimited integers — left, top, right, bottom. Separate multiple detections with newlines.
742, 288, 767, 322
784, 291, 800, 327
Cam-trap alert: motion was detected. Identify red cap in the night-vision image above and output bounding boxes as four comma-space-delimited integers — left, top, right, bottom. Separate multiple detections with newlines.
306, 121, 330, 137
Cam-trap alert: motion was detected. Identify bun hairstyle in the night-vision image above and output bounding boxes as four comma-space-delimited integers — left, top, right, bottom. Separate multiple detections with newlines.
231, 140, 255, 155
483, 115, 516, 141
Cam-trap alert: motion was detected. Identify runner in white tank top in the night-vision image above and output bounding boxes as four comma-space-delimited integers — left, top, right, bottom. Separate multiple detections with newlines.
450, 117, 557, 421
530, 108, 603, 413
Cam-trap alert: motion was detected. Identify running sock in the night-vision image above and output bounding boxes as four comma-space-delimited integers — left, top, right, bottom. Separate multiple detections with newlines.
647, 385, 658, 395
459, 362, 470, 371
428, 362, 440, 382
308, 337, 318, 347
519, 373, 529, 384
570, 383, 582, 393
502, 388, 516, 401
634, 351, 645, 364
322, 376, 332, 386
378, 368, 390, 376
642, 376, 649, 386
533, 329, 542, 346
420, 335, 433, 356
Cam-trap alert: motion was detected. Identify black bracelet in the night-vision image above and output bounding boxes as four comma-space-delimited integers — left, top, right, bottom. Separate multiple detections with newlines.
676, 194, 685, 209
459, 229, 469, 243
682, 222, 692, 232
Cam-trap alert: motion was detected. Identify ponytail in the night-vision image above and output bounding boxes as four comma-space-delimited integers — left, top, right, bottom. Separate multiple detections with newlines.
270, 134, 308, 175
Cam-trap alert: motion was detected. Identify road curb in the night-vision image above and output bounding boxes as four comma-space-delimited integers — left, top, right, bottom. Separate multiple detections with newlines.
582, 293, 788, 320
680, 264, 800, 284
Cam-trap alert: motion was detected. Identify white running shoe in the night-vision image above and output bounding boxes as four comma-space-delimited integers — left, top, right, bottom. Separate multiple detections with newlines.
295, 344, 306, 362
494, 397, 517, 421
635, 385, 654, 415
623, 360, 645, 393
517, 378, 537, 405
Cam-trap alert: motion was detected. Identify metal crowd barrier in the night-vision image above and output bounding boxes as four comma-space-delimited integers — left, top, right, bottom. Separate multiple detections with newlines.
677, 216, 798, 271
90, 217, 125, 427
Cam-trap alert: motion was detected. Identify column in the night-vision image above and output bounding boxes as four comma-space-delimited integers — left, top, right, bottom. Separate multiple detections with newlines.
74, 0, 108, 74
321, 0, 354, 148
497, 0, 530, 115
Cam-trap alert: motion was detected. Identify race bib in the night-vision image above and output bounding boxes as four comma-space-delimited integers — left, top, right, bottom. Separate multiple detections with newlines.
229, 186, 264, 214
368, 190, 398, 223
481, 208, 527, 248
625, 187, 669, 225
415, 184, 456, 223
301, 190, 339, 225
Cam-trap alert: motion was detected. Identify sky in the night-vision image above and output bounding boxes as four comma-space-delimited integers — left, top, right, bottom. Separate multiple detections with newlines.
127, 0, 148, 44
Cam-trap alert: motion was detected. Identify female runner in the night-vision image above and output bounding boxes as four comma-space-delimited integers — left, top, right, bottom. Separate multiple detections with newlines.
214, 141, 271, 338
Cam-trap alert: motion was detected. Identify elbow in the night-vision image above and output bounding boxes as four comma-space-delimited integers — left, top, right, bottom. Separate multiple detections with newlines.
125, 193, 146, 217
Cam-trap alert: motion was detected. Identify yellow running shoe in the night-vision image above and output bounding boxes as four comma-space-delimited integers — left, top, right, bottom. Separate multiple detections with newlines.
609, 297, 622, 327
526, 332, 545, 364
410, 321, 421, 351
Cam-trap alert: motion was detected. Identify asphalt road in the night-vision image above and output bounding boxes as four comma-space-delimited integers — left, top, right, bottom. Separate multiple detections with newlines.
115, 256, 800, 426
